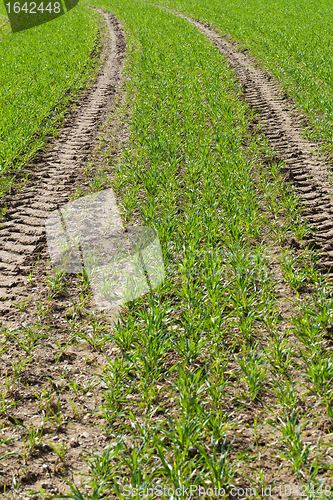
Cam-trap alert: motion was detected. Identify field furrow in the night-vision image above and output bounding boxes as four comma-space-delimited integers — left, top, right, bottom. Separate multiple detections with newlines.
181, 14, 333, 272
0, 10, 125, 318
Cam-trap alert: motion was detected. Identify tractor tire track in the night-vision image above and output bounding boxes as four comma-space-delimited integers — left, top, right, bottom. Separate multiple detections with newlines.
182, 15, 333, 266
0, 9, 126, 316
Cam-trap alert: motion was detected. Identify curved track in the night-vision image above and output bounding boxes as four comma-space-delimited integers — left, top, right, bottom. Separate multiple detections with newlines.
184, 16, 333, 266
0, 10, 126, 316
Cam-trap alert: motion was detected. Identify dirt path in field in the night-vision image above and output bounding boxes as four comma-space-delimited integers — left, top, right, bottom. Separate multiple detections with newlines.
0, 9, 126, 319
177, 15, 333, 262
0, 9, 127, 497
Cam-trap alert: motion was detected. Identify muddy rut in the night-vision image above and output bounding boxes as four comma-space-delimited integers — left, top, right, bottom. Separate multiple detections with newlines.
0, 9, 125, 317
181, 15, 333, 263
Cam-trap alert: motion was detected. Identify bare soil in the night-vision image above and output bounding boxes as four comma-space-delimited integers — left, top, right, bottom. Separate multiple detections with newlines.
0, 8, 127, 497
0, 9, 126, 319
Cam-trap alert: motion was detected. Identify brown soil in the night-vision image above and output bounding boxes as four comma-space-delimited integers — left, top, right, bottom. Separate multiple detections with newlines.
0, 8, 126, 497
0, 9, 126, 319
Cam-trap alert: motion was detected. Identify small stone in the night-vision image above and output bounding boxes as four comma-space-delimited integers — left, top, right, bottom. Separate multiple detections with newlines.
109, 347, 119, 354
81, 432, 90, 438
70, 437, 80, 448
56, 379, 67, 388
41, 483, 53, 490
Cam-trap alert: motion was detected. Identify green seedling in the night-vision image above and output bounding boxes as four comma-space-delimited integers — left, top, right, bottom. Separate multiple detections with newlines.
84, 443, 123, 486
49, 440, 68, 460
196, 437, 239, 492
11, 355, 33, 385
24, 423, 45, 455
69, 399, 83, 419
0, 435, 16, 461
52, 480, 108, 500
32, 387, 58, 415
269, 411, 312, 478
173, 366, 208, 417
236, 348, 267, 401
77, 321, 109, 351
69, 185, 86, 200
302, 353, 333, 399
13, 296, 31, 312
26, 269, 34, 285
90, 168, 109, 192
265, 332, 293, 374
78, 378, 99, 395
271, 376, 299, 413
280, 248, 308, 290
45, 270, 68, 299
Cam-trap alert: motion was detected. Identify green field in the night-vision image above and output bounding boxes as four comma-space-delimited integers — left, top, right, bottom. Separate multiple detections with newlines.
1, 0, 333, 497
75, 0, 333, 494
149, 0, 333, 153
0, 4, 100, 195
